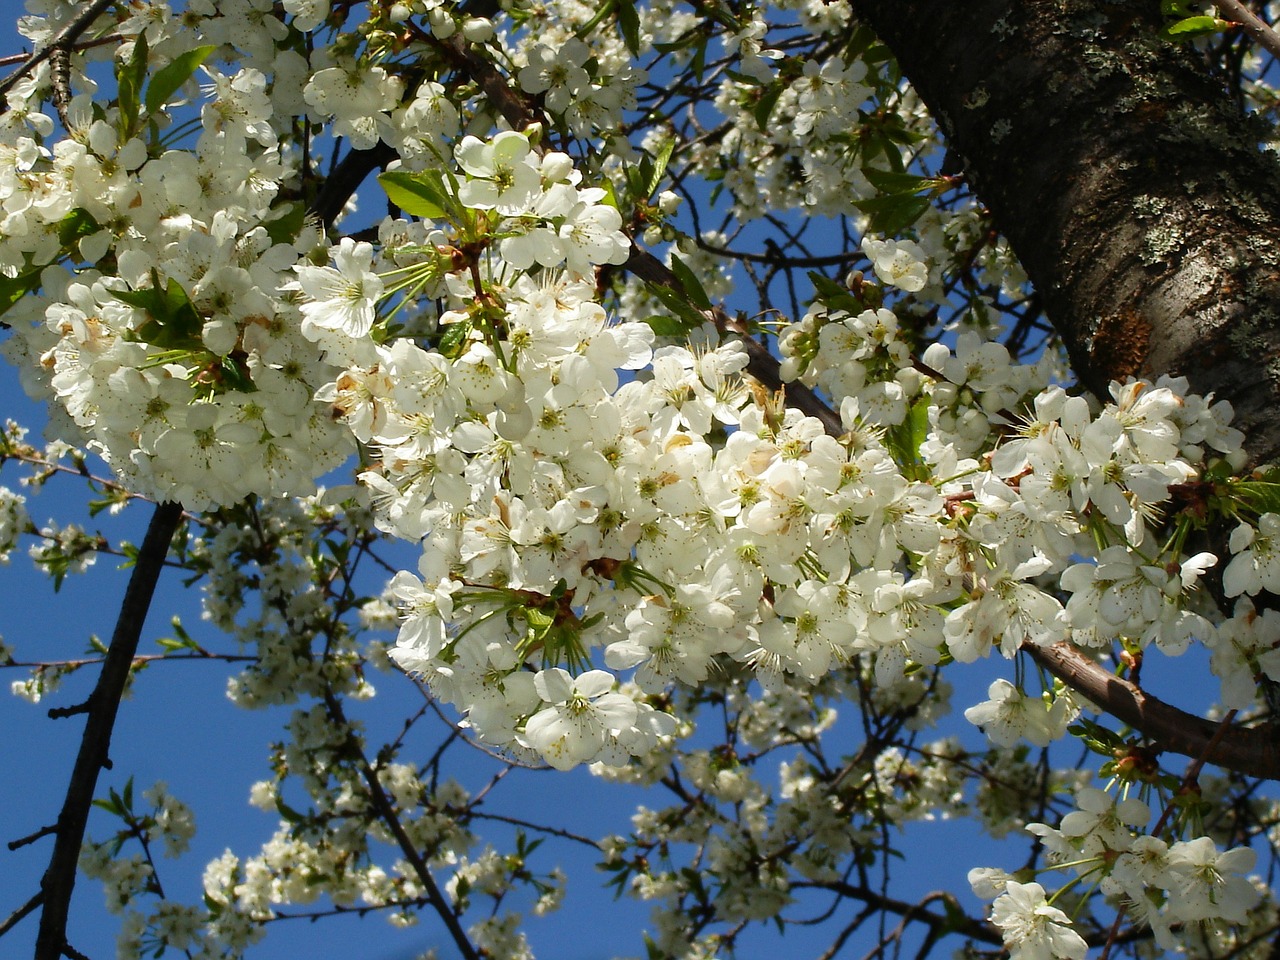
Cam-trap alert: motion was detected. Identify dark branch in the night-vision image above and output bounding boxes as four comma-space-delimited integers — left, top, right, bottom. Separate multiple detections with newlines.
798, 882, 1001, 947
8, 823, 57, 851
310, 141, 396, 231
0, 0, 115, 103
0, 892, 42, 938
47, 700, 92, 720
323, 691, 481, 960
1025, 642, 1280, 779
34, 501, 182, 960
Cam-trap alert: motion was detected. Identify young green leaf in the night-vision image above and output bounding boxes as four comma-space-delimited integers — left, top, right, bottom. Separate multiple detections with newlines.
753, 81, 785, 132
645, 139, 676, 199
1160, 14, 1234, 40
116, 33, 149, 138
616, 0, 641, 55
378, 170, 450, 221
647, 281, 708, 329
854, 193, 932, 235
0, 266, 47, 319
669, 254, 712, 310
57, 208, 101, 248
145, 45, 218, 113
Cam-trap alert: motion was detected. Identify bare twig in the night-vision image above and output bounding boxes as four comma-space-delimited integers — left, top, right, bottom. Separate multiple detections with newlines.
0, 892, 42, 938
1214, 0, 1280, 62
798, 882, 1001, 947
33, 501, 183, 960
0, 0, 116, 104
324, 691, 482, 960
9, 824, 58, 852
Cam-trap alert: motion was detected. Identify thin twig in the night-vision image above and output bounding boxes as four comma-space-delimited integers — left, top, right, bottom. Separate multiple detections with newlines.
0, 892, 43, 938
33, 501, 182, 960
0, 0, 116, 104
323, 691, 482, 960
8, 824, 58, 851
1214, 0, 1280, 61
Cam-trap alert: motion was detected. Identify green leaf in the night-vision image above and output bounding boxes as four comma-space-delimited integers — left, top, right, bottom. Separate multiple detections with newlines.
854, 193, 932, 235
668, 254, 712, 310
116, 33, 149, 138
0, 266, 47, 320
647, 281, 708, 329
275, 796, 306, 824
807, 271, 864, 313
377, 170, 452, 220
57, 208, 101, 248
624, 160, 646, 201
640, 314, 691, 337
598, 177, 620, 211
264, 201, 307, 247
645, 139, 675, 199
217, 354, 257, 393
753, 81, 785, 132
884, 398, 931, 479
145, 45, 217, 114
436, 318, 472, 358
690, 36, 707, 83
861, 167, 930, 195
112, 271, 204, 349
1225, 480, 1280, 516
616, 0, 641, 55
1067, 718, 1125, 757
1161, 14, 1233, 40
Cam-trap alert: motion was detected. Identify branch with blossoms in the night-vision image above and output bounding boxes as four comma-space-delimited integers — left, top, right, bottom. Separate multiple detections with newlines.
419, 15, 1280, 783
2, 1, 1280, 958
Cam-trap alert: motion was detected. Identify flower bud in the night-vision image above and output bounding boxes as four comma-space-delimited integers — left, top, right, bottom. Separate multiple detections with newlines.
462, 17, 495, 42
427, 8, 456, 37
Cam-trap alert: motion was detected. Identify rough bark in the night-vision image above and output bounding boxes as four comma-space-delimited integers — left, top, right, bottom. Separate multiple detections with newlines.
840, 0, 1280, 777
851, 0, 1280, 469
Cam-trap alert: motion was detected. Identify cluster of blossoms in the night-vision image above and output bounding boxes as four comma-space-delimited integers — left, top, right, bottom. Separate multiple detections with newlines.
0, 23, 355, 507
2, 0, 1278, 958
972, 787, 1267, 958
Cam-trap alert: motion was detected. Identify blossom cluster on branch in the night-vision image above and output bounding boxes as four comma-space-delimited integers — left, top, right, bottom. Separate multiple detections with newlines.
1, 0, 1279, 959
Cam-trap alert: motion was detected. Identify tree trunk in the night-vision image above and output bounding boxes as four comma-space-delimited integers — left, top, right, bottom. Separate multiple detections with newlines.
851, 0, 1280, 469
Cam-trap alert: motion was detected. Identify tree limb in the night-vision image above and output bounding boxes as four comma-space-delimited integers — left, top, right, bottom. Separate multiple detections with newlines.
1024, 642, 1278, 778
0, 0, 116, 103
848, 0, 1280, 469
323, 691, 481, 960
34, 501, 182, 960
1214, 0, 1280, 62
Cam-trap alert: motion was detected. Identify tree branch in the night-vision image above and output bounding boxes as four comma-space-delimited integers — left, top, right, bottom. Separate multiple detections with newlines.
34, 501, 182, 960
0, 892, 42, 939
1025, 642, 1278, 778
798, 882, 1001, 947
323, 691, 481, 960
0, 0, 116, 103
1214, 0, 1280, 62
